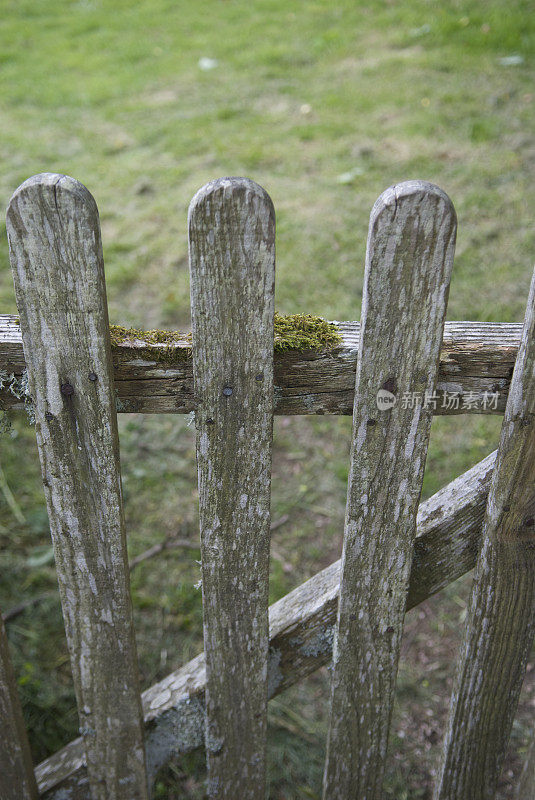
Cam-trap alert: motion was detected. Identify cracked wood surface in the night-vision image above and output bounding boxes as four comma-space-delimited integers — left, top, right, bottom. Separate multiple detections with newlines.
0, 614, 38, 799
36, 451, 496, 798
189, 177, 275, 799
434, 265, 535, 800
323, 181, 456, 799
0, 314, 520, 416
7, 173, 149, 800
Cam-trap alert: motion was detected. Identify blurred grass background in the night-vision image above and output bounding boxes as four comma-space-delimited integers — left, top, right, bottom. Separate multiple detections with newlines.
0, 1, 534, 797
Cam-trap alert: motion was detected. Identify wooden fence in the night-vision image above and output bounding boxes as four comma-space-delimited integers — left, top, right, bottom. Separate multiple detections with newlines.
0, 172, 534, 800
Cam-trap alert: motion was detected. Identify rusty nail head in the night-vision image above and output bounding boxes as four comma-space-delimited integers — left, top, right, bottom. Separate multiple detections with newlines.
382, 377, 397, 395
60, 383, 74, 396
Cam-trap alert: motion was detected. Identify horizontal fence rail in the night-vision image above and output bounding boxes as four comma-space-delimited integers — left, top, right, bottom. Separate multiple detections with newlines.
36, 451, 496, 797
0, 315, 520, 416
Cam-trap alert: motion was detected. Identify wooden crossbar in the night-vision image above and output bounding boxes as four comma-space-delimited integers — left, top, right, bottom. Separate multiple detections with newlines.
0, 314, 520, 416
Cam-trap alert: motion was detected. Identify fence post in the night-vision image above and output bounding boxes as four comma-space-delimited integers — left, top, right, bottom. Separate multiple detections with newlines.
0, 614, 38, 799
323, 181, 456, 799
7, 173, 149, 800
189, 177, 275, 799
434, 265, 535, 800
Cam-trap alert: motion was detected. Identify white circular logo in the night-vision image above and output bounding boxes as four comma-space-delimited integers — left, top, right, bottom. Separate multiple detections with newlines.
376, 389, 397, 411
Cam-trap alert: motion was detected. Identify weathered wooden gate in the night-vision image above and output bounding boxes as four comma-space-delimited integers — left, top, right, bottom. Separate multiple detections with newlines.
1, 172, 534, 799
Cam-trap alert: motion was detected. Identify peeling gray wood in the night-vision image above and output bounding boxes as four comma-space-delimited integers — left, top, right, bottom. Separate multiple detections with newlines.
7, 173, 149, 800
434, 266, 535, 800
0, 613, 38, 799
35, 438, 496, 797
323, 181, 456, 799
0, 314, 520, 416
189, 178, 275, 799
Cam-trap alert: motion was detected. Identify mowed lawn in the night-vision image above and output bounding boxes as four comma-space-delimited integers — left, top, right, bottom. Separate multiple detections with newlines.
0, 1, 534, 797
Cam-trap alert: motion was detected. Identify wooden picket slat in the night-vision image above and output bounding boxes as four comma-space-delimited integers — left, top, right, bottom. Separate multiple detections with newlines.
6, 173, 149, 800
323, 181, 456, 799
434, 265, 535, 800
0, 613, 38, 800
189, 177, 275, 799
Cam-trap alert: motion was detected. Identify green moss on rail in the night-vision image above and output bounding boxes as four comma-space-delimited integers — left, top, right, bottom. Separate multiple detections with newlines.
109, 325, 192, 349
273, 313, 341, 351
109, 314, 341, 362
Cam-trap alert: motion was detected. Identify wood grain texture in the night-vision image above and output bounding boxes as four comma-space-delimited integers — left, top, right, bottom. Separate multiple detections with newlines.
434, 266, 535, 800
189, 177, 275, 799
0, 613, 38, 799
323, 181, 456, 800
36, 451, 496, 799
6, 173, 149, 800
0, 314, 519, 416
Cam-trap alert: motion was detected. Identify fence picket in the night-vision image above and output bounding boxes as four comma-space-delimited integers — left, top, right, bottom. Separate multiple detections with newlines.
434, 265, 535, 800
0, 614, 38, 799
189, 178, 275, 799
323, 181, 456, 799
6, 173, 149, 800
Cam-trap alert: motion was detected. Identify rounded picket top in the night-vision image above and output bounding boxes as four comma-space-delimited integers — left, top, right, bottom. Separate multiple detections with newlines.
188, 176, 275, 245
6, 173, 103, 302
370, 179, 457, 230
7, 172, 99, 225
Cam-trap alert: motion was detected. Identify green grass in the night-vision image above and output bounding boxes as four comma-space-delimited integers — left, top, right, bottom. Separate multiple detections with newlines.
0, 1, 534, 797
